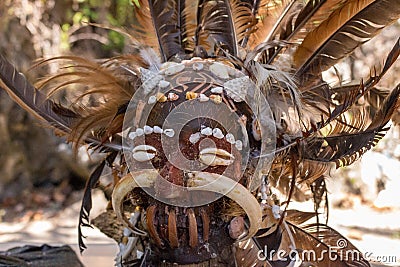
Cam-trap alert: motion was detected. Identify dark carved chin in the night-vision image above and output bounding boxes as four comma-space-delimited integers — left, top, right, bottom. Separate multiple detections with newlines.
143, 200, 236, 266
111, 171, 262, 266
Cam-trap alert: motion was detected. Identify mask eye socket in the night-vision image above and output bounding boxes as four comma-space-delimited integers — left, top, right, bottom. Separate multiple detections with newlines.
199, 147, 235, 166
132, 145, 157, 162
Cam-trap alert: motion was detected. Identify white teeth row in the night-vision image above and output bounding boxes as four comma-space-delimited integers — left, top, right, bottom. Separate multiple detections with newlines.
189, 128, 243, 151
128, 126, 175, 140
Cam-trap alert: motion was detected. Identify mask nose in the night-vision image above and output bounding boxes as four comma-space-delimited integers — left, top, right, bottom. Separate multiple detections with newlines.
155, 162, 185, 199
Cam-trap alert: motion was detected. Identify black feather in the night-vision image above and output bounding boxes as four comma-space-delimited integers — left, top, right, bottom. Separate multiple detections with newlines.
78, 151, 118, 253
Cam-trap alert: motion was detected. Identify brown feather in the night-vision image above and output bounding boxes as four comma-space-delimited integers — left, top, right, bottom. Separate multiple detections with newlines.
0, 55, 74, 134
247, 0, 296, 48
294, 0, 400, 77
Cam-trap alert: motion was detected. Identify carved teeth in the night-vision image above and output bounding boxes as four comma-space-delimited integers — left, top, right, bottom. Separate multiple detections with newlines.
199, 147, 235, 166
163, 62, 185, 75
209, 95, 222, 104
225, 133, 235, 144
187, 172, 262, 241
187, 209, 198, 248
167, 92, 179, 101
200, 127, 213, 136
198, 93, 209, 102
210, 63, 229, 79
132, 145, 156, 162
144, 125, 153, 135
212, 128, 224, 139
159, 80, 170, 89
153, 126, 163, 134
186, 91, 198, 100
235, 140, 243, 151
192, 62, 203, 71
211, 86, 223, 94
163, 128, 175, 138
112, 171, 262, 243
189, 132, 201, 144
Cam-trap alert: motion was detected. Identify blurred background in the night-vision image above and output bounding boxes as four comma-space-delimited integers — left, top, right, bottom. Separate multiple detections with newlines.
0, 1, 399, 266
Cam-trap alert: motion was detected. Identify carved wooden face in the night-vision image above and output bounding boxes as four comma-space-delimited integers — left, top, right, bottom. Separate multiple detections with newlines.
112, 59, 275, 263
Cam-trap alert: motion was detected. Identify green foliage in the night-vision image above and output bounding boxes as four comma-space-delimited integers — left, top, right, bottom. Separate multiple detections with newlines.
60, 0, 135, 53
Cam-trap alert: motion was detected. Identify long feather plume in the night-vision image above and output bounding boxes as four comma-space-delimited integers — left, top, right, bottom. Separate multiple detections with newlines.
294, 0, 400, 77
0, 55, 74, 134
195, 0, 238, 56
247, 0, 297, 48
258, 0, 347, 64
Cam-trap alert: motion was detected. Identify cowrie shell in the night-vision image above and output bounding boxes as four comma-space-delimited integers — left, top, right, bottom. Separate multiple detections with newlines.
199, 148, 235, 166
132, 145, 157, 162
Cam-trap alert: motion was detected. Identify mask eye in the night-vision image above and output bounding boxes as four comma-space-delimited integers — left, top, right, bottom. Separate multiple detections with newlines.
132, 145, 157, 162
199, 148, 235, 166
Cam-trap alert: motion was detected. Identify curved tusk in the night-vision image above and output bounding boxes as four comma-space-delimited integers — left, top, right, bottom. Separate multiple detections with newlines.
111, 170, 159, 236
188, 172, 262, 241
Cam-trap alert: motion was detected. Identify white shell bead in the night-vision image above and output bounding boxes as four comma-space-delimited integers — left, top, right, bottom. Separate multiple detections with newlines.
164, 129, 175, 137
167, 92, 179, 101
159, 80, 170, 89
198, 94, 209, 102
144, 125, 153, 135
153, 126, 163, 134
225, 133, 235, 144
235, 140, 243, 151
128, 132, 137, 140
201, 127, 213, 136
192, 62, 204, 71
212, 128, 224, 139
211, 87, 223, 94
148, 95, 157, 104
136, 128, 144, 136
163, 62, 185, 75
189, 132, 201, 144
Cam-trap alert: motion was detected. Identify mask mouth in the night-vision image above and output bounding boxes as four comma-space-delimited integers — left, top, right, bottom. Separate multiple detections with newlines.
111, 170, 262, 250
